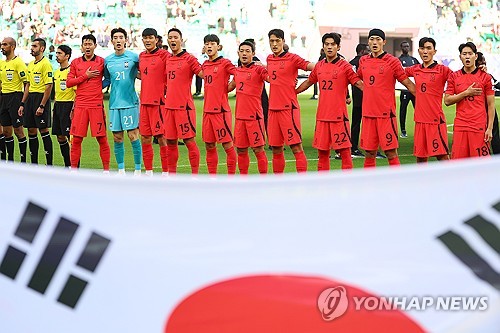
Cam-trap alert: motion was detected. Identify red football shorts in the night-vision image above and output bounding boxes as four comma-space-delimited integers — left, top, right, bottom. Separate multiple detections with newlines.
139, 104, 165, 137
202, 112, 233, 143
360, 116, 399, 151
164, 108, 197, 140
70, 106, 107, 137
414, 121, 449, 158
313, 119, 352, 151
234, 118, 266, 148
268, 109, 302, 147
451, 130, 490, 159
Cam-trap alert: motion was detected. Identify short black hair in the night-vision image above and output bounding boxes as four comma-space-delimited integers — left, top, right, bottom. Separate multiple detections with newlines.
322, 32, 341, 46
168, 28, 182, 38
142, 28, 158, 37
111, 27, 127, 39
418, 37, 436, 48
355, 43, 368, 54
244, 38, 256, 45
239, 41, 255, 52
204, 34, 220, 44
57, 45, 72, 58
458, 41, 477, 54
81, 34, 96, 45
33, 38, 46, 49
268, 29, 284, 40
400, 40, 410, 47
476, 51, 485, 66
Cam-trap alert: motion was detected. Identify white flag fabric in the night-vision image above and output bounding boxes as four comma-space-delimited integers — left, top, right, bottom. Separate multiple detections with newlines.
0, 159, 499, 332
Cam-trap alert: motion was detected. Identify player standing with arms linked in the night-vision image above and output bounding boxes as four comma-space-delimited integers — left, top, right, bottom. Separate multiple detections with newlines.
164, 27, 202, 174
52, 45, 74, 167
405, 37, 451, 162
18, 38, 53, 165
296, 32, 363, 171
229, 40, 269, 174
66, 34, 110, 171
357, 28, 416, 168
103, 27, 142, 175
444, 42, 495, 159
138, 28, 170, 176
201, 34, 237, 175
267, 28, 314, 173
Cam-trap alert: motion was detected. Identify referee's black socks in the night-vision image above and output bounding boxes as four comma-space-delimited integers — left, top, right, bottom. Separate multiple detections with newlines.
41, 132, 53, 166
58, 138, 70, 167
17, 136, 27, 163
0, 134, 5, 160
28, 134, 39, 164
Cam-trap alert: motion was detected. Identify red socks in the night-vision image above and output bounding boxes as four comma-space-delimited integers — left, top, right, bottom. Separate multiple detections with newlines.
70, 136, 83, 169
238, 151, 250, 174
160, 145, 169, 173
340, 148, 353, 170
186, 141, 200, 174
317, 150, 330, 171
255, 150, 268, 174
294, 150, 307, 173
388, 156, 400, 167
206, 147, 218, 174
142, 143, 154, 172
96, 136, 110, 171
272, 152, 285, 173
167, 144, 179, 174
225, 146, 237, 174
364, 157, 376, 168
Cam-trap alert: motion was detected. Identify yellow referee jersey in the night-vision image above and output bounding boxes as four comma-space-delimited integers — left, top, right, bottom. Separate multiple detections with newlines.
0, 56, 28, 93
27, 56, 53, 93
53, 66, 75, 102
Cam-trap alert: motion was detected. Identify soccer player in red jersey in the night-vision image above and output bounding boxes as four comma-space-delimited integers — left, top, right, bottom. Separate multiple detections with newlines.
66, 34, 110, 171
444, 42, 495, 159
267, 28, 314, 173
138, 28, 170, 175
405, 37, 451, 163
201, 34, 237, 175
296, 32, 363, 171
164, 27, 202, 174
228, 40, 269, 174
357, 28, 416, 168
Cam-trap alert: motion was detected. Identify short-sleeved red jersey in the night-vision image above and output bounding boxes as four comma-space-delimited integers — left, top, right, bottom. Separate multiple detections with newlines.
202, 56, 235, 114
164, 50, 202, 110
405, 62, 451, 124
308, 57, 360, 122
357, 52, 408, 118
445, 68, 494, 132
234, 63, 268, 120
267, 51, 309, 110
139, 48, 170, 105
66, 55, 105, 107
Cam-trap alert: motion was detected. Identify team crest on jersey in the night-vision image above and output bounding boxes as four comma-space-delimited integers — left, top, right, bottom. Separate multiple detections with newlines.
280, 61, 285, 69
246, 72, 251, 80
430, 73, 436, 82
124, 61, 129, 69
332, 70, 338, 79
177, 62, 182, 69
214, 66, 218, 73
379, 66, 384, 74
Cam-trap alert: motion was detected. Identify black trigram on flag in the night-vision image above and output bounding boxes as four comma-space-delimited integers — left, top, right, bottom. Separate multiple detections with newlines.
437, 202, 500, 291
0, 201, 111, 309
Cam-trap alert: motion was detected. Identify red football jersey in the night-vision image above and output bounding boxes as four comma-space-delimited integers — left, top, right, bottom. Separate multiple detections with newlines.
308, 57, 360, 122
357, 52, 408, 118
139, 48, 170, 105
164, 50, 202, 110
267, 51, 309, 110
234, 63, 268, 120
445, 68, 494, 132
202, 56, 235, 114
66, 55, 105, 107
406, 62, 451, 124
